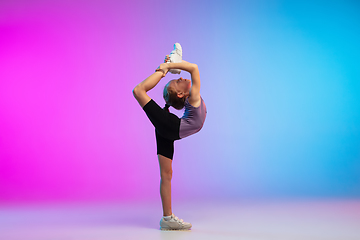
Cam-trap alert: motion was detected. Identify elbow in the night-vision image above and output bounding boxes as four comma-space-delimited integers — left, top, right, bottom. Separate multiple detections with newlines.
190, 63, 199, 73
132, 85, 143, 98
132, 85, 140, 98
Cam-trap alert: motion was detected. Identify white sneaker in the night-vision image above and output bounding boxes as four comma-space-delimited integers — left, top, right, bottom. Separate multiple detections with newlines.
160, 213, 192, 230
166, 43, 182, 74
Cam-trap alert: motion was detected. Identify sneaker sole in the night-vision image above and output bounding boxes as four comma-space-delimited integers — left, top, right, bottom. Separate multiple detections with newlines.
160, 227, 191, 231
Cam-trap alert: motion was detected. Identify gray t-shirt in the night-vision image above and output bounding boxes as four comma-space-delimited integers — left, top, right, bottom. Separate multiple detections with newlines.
179, 97, 207, 139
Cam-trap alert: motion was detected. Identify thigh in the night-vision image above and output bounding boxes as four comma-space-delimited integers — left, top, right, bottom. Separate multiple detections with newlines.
156, 129, 175, 160
143, 99, 180, 140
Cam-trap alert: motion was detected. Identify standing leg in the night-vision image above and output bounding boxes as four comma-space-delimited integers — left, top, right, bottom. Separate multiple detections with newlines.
140, 98, 179, 217
158, 154, 173, 216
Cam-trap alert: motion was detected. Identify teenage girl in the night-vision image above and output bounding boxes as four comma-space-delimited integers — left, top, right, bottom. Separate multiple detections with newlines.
132, 55, 207, 230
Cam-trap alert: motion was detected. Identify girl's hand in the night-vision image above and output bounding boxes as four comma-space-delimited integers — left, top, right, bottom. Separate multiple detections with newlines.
165, 54, 190, 64
164, 55, 170, 63
155, 55, 171, 77
156, 63, 169, 77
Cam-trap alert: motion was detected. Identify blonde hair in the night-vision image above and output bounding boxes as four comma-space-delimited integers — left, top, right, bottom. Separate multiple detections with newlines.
163, 82, 186, 110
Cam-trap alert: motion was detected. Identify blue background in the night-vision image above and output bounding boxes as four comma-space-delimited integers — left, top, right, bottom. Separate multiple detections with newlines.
0, 0, 359, 203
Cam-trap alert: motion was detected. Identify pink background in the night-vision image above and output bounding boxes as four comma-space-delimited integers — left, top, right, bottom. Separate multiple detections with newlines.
1, 0, 359, 204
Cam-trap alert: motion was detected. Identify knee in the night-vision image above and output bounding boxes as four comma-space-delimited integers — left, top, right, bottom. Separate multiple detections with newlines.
161, 169, 173, 182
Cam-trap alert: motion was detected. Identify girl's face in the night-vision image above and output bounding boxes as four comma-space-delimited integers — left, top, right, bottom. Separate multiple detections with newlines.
169, 77, 191, 96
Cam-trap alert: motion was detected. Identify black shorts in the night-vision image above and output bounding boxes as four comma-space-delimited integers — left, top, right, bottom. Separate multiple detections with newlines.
143, 99, 181, 160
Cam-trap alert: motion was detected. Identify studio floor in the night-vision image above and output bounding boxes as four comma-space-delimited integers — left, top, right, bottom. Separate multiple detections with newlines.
1, 198, 359, 240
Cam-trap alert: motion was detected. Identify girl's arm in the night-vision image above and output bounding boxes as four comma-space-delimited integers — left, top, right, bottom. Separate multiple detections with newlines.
133, 69, 167, 108
162, 61, 201, 107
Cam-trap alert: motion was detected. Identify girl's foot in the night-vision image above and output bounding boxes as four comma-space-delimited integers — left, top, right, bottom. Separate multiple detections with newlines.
160, 213, 192, 230
167, 43, 182, 74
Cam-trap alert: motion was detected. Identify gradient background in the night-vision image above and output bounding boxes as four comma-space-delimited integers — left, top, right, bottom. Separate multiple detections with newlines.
0, 0, 359, 205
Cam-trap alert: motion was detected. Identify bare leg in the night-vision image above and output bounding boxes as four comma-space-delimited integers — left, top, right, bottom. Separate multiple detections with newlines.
158, 154, 173, 216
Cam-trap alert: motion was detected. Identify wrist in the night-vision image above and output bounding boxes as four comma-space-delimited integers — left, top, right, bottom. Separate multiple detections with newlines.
155, 68, 166, 77
165, 62, 174, 69
160, 63, 169, 71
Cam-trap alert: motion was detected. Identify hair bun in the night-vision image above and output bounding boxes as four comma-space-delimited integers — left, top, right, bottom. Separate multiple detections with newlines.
164, 104, 170, 112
